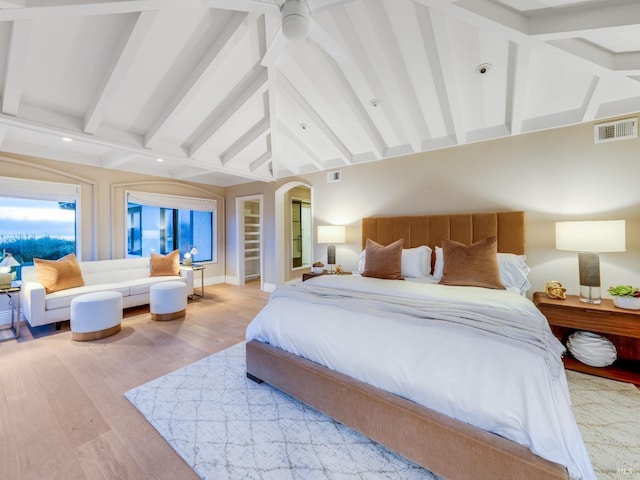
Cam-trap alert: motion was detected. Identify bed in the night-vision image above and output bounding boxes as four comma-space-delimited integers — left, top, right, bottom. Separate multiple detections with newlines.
245, 211, 595, 480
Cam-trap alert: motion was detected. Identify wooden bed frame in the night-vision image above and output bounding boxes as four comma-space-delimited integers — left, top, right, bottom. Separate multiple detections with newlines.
246, 211, 570, 480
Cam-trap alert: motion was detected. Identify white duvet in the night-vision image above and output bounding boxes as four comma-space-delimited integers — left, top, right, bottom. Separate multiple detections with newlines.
246, 275, 595, 480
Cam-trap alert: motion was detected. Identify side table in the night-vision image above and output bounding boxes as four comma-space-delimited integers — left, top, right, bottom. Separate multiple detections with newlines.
190, 264, 205, 298
0, 283, 21, 342
533, 292, 640, 385
302, 270, 326, 282
302, 271, 352, 282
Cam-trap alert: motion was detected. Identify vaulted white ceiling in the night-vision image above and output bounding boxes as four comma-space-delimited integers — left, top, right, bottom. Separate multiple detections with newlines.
0, 0, 638, 186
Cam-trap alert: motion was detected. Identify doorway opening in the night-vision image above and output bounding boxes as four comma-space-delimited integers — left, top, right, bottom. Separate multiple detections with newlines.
236, 195, 263, 289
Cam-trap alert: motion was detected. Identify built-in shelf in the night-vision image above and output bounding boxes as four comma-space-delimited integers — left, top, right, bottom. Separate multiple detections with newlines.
243, 200, 261, 282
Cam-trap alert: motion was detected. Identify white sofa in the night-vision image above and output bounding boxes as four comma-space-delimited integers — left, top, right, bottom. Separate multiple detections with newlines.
21, 257, 194, 327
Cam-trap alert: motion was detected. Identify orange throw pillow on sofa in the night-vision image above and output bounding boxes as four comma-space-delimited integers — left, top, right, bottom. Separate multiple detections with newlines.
34, 253, 85, 294
150, 249, 180, 276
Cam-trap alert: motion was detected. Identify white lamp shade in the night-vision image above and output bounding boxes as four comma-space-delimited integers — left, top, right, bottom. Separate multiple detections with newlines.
556, 220, 625, 252
317, 225, 345, 244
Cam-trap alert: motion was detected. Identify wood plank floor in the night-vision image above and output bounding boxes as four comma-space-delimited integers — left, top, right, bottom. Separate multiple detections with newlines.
0, 282, 270, 480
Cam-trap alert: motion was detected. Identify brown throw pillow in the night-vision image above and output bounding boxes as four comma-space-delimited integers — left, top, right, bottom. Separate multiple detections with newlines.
150, 249, 180, 276
361, 238, 404, 280
439, 236, 505, 290
34, 253, 85, 294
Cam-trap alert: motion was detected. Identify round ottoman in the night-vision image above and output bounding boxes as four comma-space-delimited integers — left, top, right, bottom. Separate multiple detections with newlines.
70, 291, 123, 341
150, 281, 187, 321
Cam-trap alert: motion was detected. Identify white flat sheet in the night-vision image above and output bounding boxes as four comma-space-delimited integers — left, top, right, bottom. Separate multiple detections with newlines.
246, 275, 595, 480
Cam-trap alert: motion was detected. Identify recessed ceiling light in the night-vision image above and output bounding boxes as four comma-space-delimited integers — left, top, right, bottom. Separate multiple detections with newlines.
156, 158, 164, 162
369, 99, 381, 108
475, 63, 491, 75
62, 137, 72, 142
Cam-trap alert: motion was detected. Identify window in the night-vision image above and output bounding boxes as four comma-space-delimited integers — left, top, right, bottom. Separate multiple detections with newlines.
126, 191, 216, 263
0, 177, 79, 278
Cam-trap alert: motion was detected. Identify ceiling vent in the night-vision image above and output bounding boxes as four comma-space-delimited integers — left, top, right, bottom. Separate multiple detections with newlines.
594, 117, 637, 144
327, 170, 341, 183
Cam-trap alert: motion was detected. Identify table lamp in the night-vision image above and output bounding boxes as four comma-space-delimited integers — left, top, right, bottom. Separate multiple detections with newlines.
189, 246, 199, 264
0, 253, 20, 288
317, 225, 345, 274
183, 246, 198, 266
555, 220, 626, 304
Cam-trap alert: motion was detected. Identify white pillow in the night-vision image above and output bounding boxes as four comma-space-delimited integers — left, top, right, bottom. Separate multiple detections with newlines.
433, 247, 531, 295
357, 245, 433, 278
402, 245, 432, 278
497, 253, 531, 295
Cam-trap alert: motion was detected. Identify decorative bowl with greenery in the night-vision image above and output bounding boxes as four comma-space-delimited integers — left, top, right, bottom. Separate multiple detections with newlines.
608, 285, 640, 309
312, 261, 324, 274
608, 285, 640, 297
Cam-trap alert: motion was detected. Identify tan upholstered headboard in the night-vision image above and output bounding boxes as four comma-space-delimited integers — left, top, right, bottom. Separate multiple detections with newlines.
361, 211, 525, 255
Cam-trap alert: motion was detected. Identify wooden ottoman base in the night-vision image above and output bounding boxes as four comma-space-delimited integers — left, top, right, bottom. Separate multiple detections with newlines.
72, 324, 122, 341
151, 309, 186, 321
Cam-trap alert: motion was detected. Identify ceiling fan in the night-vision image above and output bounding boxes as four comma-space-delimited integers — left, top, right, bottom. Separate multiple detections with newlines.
207, 0, 351, 41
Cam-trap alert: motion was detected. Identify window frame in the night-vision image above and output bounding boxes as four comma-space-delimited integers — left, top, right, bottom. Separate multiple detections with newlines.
125, 190, 217, 263
0, 176, 81, 259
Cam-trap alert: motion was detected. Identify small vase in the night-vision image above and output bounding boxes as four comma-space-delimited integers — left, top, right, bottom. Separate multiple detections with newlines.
613, 296, 640, 310
312, 267, 323, 274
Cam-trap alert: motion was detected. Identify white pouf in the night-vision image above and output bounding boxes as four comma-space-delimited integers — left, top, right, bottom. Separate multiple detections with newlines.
70, 291, 123, 341
150, 281, 187, 321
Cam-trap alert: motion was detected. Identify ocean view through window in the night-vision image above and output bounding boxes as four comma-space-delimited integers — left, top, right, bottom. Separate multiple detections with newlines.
0, 197, 77, 278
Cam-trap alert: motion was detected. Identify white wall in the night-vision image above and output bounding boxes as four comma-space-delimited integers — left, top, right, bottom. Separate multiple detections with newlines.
227, 114, 640, 298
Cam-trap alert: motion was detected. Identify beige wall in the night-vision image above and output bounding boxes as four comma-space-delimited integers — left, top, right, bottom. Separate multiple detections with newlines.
226, 114, 640, 298
5, 113, 640, 298
0, 153, 226, 283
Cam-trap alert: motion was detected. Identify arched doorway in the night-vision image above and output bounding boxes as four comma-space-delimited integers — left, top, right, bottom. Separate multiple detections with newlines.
274, 181, 312, 286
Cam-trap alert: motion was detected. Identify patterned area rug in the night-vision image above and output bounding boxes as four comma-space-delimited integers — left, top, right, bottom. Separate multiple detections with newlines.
125, 343, 640, 480
566, 370, 640, 479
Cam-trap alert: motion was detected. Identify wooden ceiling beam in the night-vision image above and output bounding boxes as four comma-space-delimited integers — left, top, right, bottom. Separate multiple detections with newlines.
345, 0, 425, 153
505, 42, 531, 136
0, 0, 203, 21
84, 10, 158, 134
278, 120, 324, 170
304, 33, 385, 159
188, 66, 268, 158
220, 116, 269, 166
426, 8, 467, 144
278, 70, 352, 165
2, 19, 32, 116
529, 2, 640, 39
327, 8, 409, 151
144, 11, 256, 147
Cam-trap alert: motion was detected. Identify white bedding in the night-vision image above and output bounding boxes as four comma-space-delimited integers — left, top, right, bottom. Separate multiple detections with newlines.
245, 275, 595, 480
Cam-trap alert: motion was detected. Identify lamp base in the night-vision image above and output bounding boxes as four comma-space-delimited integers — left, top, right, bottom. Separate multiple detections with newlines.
327, 244, 336, 265
578, 252, 601, 304
579, 285, 601, 304
0, 273, 11, 289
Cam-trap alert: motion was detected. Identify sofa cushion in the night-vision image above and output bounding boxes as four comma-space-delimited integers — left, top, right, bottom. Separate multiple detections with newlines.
34, 253, 85, 294
44, 283, 129, 311
150, 250, 180, 276
123, 276, 187, 296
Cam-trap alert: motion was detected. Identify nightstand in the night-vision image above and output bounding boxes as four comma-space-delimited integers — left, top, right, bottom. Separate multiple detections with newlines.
302, 271, 326, 282
533, 292, 640, 385
302, 271, 351, 282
